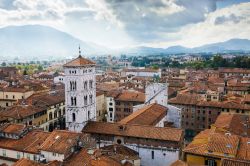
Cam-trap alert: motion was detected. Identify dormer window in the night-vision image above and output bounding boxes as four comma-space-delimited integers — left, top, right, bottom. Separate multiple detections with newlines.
208, 150, 213, 154
226, 144, 232, 148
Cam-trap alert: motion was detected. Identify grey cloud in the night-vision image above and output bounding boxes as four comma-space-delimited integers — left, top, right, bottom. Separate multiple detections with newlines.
214, 14, 244, 25
105, 0, 218, 41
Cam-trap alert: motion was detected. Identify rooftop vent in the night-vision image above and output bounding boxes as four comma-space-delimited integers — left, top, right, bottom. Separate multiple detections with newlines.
87, 149, 95, 155
226, 144, 232, 148
119, 125, 126, 131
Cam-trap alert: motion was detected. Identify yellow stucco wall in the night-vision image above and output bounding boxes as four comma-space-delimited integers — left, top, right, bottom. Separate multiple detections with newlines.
186, 154, 221, 166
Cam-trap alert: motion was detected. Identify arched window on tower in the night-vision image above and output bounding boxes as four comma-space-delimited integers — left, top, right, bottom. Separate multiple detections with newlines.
74, 81, 77, 91
74, 97, 77, 106
70, 81, 72, 91
71, 97, 74, 106
84, 96, 88, 105
84, 81, 88, 90
72, 113, 76, 122
89, 95, 93, 104
89, 80, 93, 89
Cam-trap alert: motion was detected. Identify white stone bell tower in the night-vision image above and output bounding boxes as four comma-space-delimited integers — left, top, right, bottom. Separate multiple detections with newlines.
63, 47, 96, 132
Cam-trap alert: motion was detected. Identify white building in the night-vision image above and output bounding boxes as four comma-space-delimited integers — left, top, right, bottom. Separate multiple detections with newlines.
53, 75, 65, 84
145, 82, 181, 128
0, 124, 49, 165
121, 68, 161, 78
105, 90, 121, 123
63, 50, 96, 132
83, 121, 183, 166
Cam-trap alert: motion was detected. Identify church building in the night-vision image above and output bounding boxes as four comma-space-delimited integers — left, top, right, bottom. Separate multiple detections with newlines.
63, 48, 96, 132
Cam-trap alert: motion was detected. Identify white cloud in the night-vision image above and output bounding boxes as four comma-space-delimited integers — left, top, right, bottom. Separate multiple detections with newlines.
150, 0, 185, 15
147, 2, 250, 48
85, 0, 123, 28
104, 0, 217, 41
0, 0, 248, 49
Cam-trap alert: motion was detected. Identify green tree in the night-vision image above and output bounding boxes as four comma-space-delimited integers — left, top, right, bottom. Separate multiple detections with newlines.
38, 65, 43, 71
1, 62, 6, 66
23, 69, 28, 75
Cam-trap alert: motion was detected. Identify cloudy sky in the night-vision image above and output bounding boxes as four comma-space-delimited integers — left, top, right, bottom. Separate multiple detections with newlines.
0, 0, 249, 49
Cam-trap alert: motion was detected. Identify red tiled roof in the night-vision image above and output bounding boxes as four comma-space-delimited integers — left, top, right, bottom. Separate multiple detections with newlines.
0, 124, 27, 135
184, 129, 250, 161
63, 148, 122, 166
0, 105, 45, 120
83, 121, 183, 142
39, 130, 84, 155
63, 56, 95, 67
115, 90, 145, 102
0, 130, 50, 154
221, 158, 250, 166
214, 113, 250, 137
13, 158, 61, 166
119, 103, 167, 126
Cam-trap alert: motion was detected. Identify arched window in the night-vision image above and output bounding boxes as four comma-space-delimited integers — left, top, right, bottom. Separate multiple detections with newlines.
84, 96, 88, 105
89, 80, 93, 89
70, 81, 77, 91
72, 113, 76, 122
70, 81, 72, 91
88, 111, 90, 120
84, 81, 88, 90
89, 95, 93, 104
54, 111, 57, 118
49, 112, 53, 120
74, 81, 77, 91
71, 97, 74, 106
74, 97, 77, 106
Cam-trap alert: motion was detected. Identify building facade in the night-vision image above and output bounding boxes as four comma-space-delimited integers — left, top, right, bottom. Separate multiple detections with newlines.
83, 121, 184, 166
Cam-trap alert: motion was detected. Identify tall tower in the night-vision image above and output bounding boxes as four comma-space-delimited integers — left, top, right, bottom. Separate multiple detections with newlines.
63, 47, 96, 132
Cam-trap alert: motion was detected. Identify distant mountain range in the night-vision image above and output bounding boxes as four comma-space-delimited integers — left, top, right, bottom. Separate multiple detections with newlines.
124, 39, 250, 55
0, 25, 249, 60
0, 25, 109, 60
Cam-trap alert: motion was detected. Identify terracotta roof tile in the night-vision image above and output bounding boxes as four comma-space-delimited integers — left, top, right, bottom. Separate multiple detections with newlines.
214, 113, 250, 137
63, 56, 95, 67
13, 158, 61, 166
170, 160, 189, 166
39, 130, 84, 155
83, 121, 183, 142
115, 91, 145, 102
184, 129, 250, 162
63, 148, 122, 166
221, 158, 250, 166
0, 124, 27, 135
0, 130, 50, 154
119, 103, 167, 126
0, 105, 45, 120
